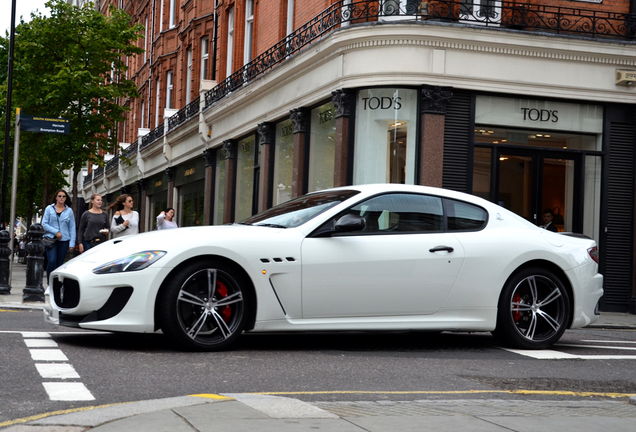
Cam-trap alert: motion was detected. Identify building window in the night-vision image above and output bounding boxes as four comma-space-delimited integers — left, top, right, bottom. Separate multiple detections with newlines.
186, 48, 193, 104
273, 119, 294, 205
308, 102, 336, 192
235, 135, 258, 221
155, 78, 161, 127
140, 102, 145, 129
201, 37, 209, 80
166, 71, 173, 109
226, 7, 234, 77
354, 88, 418, 185
144, 16, 148, 63
244, 0, 254, 65
160, 0, 164, 32
169, 0, 176, 28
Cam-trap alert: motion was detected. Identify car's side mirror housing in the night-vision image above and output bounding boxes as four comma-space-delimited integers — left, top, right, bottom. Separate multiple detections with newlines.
335, 214, 366, 233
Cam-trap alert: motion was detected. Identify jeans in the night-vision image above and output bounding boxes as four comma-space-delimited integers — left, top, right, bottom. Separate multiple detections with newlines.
45, 240, 70, 285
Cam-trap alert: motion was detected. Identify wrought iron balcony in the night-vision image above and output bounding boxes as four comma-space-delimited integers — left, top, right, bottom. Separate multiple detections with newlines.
167, 97, 200, 132
82, 171, 93, 186
204, 0, 636, 109
105, 155, 119, 172
140, 124, 164, 150
121, 139, 138, 159
93, 166, 104, 179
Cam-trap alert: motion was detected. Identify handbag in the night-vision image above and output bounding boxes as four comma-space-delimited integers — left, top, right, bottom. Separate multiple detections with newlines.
42, 236, 57, 249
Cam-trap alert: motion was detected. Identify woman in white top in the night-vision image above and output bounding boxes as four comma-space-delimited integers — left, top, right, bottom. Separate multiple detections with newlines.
108, 194, 140, 238
156, 207, 178, 230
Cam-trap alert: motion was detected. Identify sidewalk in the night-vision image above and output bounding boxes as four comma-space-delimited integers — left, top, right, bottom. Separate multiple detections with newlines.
2, 393, 636, 431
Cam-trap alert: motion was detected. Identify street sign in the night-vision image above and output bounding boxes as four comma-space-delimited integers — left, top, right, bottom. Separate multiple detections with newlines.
19, 115, 70, 134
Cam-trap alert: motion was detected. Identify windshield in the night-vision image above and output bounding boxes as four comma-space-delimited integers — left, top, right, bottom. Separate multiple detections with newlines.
241, 190, 360, 228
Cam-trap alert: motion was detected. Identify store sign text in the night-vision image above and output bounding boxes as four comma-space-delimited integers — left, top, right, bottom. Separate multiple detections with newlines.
361, 97, 402, 111
185, 168, 195, 176
521, 108, 558, 123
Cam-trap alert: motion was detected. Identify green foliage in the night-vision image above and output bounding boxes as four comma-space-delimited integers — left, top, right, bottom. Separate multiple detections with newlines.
3, 0, 144, 221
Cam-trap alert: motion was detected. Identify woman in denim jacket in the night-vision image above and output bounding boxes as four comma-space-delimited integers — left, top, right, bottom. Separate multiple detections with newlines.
42, 189, 76, 287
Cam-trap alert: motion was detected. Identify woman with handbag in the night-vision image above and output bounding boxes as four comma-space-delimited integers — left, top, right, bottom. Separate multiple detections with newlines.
107, 194, 139, 239
42, 189, 76, 288
78, 194, 110, 253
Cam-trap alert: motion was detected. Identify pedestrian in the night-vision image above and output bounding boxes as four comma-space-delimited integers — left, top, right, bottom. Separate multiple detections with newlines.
78, 193, 110, 253
107, 194, 139, 238
41, 189, 76, 290
156, 208, 178, 230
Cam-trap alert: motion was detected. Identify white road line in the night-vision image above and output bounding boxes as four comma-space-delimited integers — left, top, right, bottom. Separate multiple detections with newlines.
42, 383, 95, 401
581, 340, 636, 344
21, 331, 52, 338
29, 349, 68, 362
24, 338, 58, 348
556, 343, 636, 351
35, 363, 81, 379
502, 347, 636, 360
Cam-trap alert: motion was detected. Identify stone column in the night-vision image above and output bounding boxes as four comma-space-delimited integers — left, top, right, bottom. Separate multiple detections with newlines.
136, 179, 146, 232
257, 123, 274, 212
222, 140, 237, 224
202, 148, 216, 225
332, 89, 353, 187
165, 167, 176, 210
420, 85, 453, 187
290, 108, 308, 198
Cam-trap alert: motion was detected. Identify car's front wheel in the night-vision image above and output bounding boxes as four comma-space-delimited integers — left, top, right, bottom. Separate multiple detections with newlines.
158, 260, 251, 351
494, 267, 570, 350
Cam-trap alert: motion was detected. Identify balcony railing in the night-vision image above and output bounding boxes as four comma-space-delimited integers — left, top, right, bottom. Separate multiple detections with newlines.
105, 155, 119, 172
203, 0, 635, 109
140, 124, 164, 150
93, 166, 104, 180
121, 139, 139, 159
168, 97, 200, 132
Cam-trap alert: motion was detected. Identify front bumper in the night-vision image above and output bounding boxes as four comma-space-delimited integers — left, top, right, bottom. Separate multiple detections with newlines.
47, 258, 174, 333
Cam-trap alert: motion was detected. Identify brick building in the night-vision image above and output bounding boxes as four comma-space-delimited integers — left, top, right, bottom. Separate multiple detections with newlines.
86, 0, 636, 313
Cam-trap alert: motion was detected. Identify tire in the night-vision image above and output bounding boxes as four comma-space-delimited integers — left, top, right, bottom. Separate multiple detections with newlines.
493, 267, 570, 350
158, 260, 251, 351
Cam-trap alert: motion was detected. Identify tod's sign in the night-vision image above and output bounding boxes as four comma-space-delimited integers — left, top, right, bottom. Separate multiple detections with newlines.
475, 96, 603, 134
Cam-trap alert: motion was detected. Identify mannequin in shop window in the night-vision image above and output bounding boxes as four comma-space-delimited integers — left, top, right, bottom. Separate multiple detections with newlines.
542, 208, 558, 232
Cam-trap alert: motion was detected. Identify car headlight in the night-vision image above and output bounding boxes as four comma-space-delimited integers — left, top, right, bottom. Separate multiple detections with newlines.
92, 251, 166, 274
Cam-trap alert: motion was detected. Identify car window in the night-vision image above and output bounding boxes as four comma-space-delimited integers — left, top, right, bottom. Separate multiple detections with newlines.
343, 193, 444, 234
444, 198, 488, 231
241, 189, 359, 228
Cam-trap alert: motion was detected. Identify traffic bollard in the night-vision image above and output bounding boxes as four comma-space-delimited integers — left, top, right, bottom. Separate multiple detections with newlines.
0, 230, 10, 294
23, 223, 45, 302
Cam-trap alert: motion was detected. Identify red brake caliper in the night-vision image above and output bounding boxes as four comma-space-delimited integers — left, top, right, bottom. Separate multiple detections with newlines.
512, 293, 522, 323
216, 282, 231, 322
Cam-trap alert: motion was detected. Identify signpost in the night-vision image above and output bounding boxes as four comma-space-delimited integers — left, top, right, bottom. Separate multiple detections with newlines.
3, 109, 70, 296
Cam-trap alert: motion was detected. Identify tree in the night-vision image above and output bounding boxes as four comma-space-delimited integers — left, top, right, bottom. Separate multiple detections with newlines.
10, 0, 144, 217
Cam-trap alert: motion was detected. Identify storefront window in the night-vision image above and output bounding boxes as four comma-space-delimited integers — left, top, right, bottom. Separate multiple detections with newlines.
179, 181, 204, 227
146, 172, 168, 230
235, 135, 257, 221
308, 102, 336, 192
354, 88, 418, 185
214, 150, 226, 225
472, 147, 492, 201
274, 119, 294, 205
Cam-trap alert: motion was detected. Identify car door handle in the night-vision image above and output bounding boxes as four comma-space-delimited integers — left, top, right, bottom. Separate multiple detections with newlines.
429, 245, 454, 253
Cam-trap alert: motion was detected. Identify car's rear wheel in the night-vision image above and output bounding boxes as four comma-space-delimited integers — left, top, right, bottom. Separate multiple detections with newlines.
159, 260, 250, 351
494, 267, 570, 350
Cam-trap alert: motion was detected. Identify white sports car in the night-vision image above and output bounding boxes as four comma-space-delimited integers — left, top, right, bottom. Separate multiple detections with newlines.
45, 184, 603, 351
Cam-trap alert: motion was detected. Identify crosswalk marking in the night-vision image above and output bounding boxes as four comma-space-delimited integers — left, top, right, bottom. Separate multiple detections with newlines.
24, 338, 58, 348
42, 383, 95, 401
21, 334, 95, 401
502, 346, 636, 360
35, 363, 80, 379
29, 349, 68, 361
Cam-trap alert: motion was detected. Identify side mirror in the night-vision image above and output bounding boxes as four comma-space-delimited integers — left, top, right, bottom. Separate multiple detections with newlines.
335, 214, 366, 233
